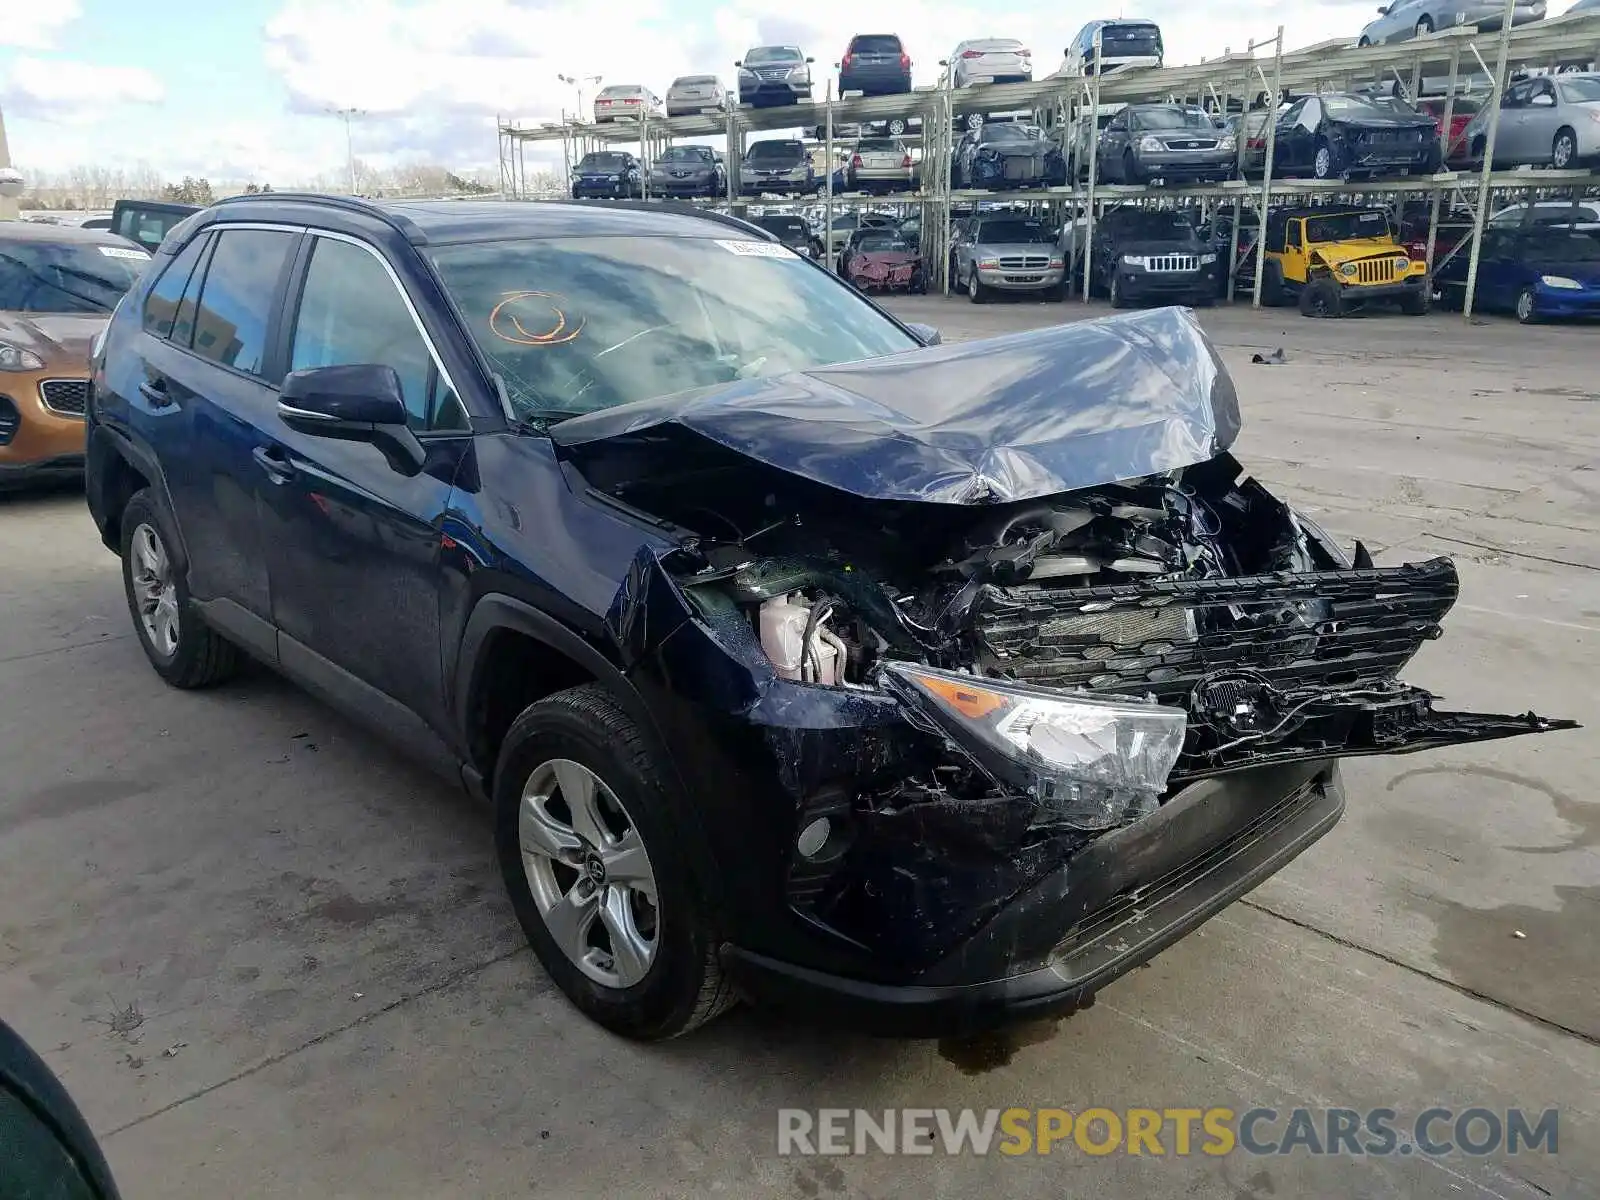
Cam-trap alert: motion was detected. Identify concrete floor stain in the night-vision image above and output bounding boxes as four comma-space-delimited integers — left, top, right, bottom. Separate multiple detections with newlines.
937, 1017, 1063, 1075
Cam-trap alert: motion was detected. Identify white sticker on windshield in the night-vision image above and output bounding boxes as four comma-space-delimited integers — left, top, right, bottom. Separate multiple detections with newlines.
98, 245, 152, 260
716, 239, 794, 258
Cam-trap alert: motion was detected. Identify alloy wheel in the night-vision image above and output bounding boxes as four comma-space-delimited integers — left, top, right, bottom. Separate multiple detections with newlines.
1516, 288, 1537, 323
519, 758, 659, 990
1314, 146, 1333, 179
1553, 132, 1575, 169
130, 523, 180, 658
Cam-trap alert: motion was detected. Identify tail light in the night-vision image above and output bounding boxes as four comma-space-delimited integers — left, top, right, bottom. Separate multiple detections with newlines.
961, 49, 983, 59
901, 155, 913, 168
1018, 48, 1032, 57
900, 54, 911, 69
852, 154, 864, 168
1248, 138, 1265, 149
842, 53, 854, 69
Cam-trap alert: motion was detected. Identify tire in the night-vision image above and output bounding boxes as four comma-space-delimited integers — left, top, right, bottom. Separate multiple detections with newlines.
1552, 128, 1577, 170
493, 684, 735, 1040
119, 489, 242, 689
1299, 276, 1344, 318
1123, 151, 1139, 184
1191, 291, 1215, 308
910, 269, 928, 294
966, 266, 988, 304
1109, 272, 1130, 309
1042, 283, 1066, 302
1515, 287, 1540, 324
888, 117, 907, 136
1260, 260, 1287, 307
1313, 140, 1337, 180
1400, 287, 1430, 315
1358, 36, 1371, 47
1415, 16, 1433, 35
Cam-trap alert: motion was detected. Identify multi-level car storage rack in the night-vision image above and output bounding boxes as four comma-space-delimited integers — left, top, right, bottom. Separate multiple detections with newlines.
500, 6, 1600, 315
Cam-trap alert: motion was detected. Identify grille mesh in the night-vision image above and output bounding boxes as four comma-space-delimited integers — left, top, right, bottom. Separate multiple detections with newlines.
40, 379, 89, 417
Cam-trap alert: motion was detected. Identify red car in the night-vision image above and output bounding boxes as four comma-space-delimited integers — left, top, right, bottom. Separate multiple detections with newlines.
1416, 96, 1483, 163
841, 229, 926, 292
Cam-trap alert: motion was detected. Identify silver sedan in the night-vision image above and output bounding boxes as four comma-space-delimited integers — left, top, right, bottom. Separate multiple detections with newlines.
1359, 0, 1545, 44
1460, 72, 1600, 169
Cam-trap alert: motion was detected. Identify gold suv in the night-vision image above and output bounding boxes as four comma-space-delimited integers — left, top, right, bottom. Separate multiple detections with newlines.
0, 222, 150, 488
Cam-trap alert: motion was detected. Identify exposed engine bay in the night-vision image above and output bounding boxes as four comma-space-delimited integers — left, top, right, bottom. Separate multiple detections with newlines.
583, 438, 1573, 836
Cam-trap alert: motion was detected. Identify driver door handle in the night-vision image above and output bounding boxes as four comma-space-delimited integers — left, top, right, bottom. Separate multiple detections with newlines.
252, 444, 296, 484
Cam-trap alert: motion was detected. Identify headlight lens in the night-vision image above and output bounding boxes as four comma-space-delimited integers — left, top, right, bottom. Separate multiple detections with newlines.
1199, 252, 1217, 264
0, 343, 45, 372
977, 257, 999, 269
1340, 263, 1358, 277
1394, 256, 1411, 270
1541, 274, 1583, 289
1138, 135, 1164, 152
882, 664, 1187, 831
1122, 253, 1147, 267
1219, 135, 1237, 152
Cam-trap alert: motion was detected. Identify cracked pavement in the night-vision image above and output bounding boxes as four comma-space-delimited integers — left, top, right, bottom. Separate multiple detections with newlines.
0, 300, 1595, 1199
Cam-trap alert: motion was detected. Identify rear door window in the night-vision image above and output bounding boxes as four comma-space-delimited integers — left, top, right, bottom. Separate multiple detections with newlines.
142, 232, 211, 338
187, 229, 297, 377
850, 36, 902, 54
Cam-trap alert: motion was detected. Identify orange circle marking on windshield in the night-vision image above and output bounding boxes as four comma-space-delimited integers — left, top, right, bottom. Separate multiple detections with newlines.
490, 291, 585, 346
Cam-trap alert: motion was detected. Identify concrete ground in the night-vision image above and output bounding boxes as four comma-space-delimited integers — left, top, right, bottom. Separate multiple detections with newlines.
1, 300, 1595, 1200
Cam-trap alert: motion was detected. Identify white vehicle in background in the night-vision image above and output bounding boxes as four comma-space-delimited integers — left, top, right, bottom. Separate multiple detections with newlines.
950, 38, 1034, 87
1059, 19, 1165, 78
593, 84, 663, 123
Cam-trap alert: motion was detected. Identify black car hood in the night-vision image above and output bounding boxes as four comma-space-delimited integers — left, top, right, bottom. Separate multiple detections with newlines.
1330, 112, 1435, 130
550, 305, 1240, 504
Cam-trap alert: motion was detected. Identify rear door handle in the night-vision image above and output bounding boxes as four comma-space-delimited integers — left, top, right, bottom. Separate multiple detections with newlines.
138, 379, 173, 408
252, 444, 296, 484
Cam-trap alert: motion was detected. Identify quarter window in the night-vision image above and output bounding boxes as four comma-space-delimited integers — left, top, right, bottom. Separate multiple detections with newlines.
289, 237, 465, 432
142, 234, 209, 338
188, 229, 297, 376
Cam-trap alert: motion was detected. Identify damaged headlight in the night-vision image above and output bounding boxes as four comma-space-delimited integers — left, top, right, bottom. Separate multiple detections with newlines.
881, 664, 1187, 831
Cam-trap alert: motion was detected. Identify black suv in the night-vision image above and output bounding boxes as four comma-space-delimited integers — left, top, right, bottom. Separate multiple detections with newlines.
1089, 206, 1218, 308
571, 151, 643, 199
84, 194, 1570, 1040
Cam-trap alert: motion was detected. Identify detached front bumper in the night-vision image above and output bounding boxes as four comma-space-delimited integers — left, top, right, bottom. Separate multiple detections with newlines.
724, 761, 1344, 1037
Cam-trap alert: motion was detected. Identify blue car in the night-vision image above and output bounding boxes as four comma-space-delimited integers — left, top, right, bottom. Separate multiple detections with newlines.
1437, 225, 1600, 322
81, 193, 1572, 1043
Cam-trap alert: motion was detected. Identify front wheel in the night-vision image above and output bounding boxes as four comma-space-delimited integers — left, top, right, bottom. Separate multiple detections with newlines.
1400, 287, 1431, 315
494, 684, 735, 1040
1109, 272, 1130, 309
1552, 128, 1578, 170
966, 267, 988, 304
119, 490, 242, 688
1313, 140, 1338, 180
1516, 287, 1540, 324
1300, 276, 1345, 318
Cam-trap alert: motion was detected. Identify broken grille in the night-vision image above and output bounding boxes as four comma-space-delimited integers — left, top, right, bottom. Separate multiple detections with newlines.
39, 379, 89, 417
973, 558, 1459, 704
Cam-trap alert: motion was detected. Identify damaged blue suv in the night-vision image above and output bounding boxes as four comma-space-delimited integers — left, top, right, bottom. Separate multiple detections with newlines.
83, 195, 1574, 1040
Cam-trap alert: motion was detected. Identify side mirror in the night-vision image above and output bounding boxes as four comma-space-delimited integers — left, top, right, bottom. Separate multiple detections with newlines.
806, 57, 815, 65
278, 363, 426, 476
1377, 5, 1389, 12
1531, 93, 1555, 107
733, 60, 742, 68
906, 322, 942, 346
0, 1018, 122, 1199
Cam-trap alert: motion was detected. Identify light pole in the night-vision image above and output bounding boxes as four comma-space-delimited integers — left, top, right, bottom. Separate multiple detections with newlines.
327, 107, 366, 194
558, 73, 602, 122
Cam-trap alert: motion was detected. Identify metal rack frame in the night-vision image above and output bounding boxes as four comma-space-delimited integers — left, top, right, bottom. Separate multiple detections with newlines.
499, 8, 1600, 313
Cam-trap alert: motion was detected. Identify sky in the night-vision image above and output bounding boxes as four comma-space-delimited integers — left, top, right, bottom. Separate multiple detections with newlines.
0, 0, 1588, 185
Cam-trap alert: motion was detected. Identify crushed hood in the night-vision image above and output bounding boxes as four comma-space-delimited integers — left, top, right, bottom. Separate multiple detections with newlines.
551, 305, 1240, 504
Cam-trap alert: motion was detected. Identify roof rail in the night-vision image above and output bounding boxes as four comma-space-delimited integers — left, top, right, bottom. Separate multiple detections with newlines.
546, 198, 779, 240
210, 191, 429, 244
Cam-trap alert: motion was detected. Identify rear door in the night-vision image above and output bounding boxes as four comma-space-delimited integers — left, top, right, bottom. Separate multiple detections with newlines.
136, 224, 300, 657
257, 231, 469, 729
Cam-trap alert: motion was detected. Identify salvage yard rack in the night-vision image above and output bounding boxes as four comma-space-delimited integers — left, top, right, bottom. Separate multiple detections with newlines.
499, 6, 1600, 316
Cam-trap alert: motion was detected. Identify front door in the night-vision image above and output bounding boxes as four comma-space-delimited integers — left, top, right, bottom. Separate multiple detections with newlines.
256, 232, 470, 731
137, 226, 301, 649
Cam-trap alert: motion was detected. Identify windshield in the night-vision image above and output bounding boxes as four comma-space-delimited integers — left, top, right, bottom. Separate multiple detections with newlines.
0, 238, 149, 314
748, 141, 803, 161
659, 147, 712, 163
1323, 95, 1418, 118
976, 219, 1051, 244
857, 232, 911, 251
428, 236, 917, 420
745, 46, 801, 63
1304, 211, 1391, 242
981, 125, 1036, 144
1559, 77, 1600, 103
577, 153, 627, 171
1112, 211, 1194, 237
1134, 108, 1215, 130
1524, 233, 1600, 263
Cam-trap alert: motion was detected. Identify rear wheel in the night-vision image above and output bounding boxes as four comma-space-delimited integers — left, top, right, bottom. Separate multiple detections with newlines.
494, 685, 735, 1040
119, 490, 242, 689
1515, 287, 1540, 324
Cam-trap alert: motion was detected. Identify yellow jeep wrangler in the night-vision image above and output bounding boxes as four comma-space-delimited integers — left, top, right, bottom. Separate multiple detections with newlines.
1258, 206, 1430, 316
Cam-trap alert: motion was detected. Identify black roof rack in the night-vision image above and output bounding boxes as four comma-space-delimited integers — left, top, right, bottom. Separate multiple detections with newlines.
210, 191, 429, 244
